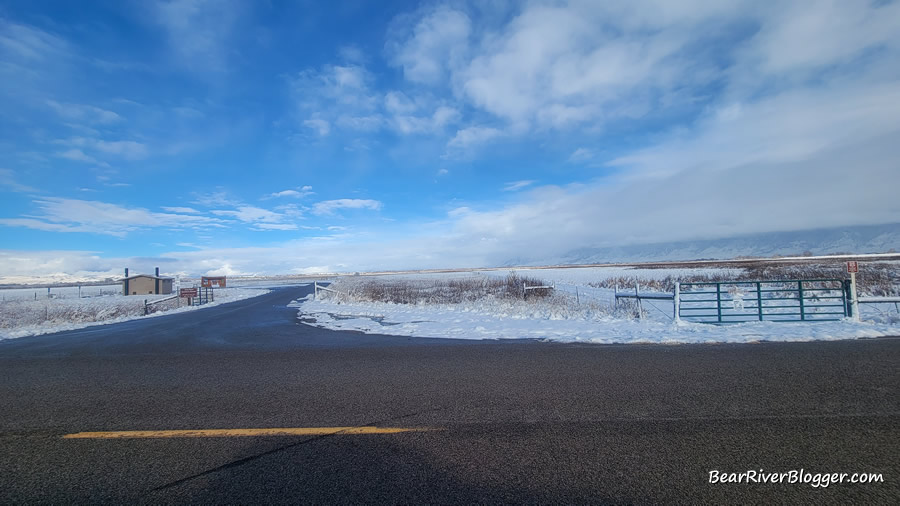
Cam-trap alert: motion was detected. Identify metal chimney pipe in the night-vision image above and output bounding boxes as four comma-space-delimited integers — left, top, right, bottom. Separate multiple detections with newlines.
155, 267, 160, 294
155, 267, 159, 277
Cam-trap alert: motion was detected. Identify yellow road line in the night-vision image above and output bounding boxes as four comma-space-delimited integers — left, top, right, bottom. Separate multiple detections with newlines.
62, 426, 436, 439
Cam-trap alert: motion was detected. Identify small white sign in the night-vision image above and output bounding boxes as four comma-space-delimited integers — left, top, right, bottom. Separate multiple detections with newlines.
847, 261, 859, 273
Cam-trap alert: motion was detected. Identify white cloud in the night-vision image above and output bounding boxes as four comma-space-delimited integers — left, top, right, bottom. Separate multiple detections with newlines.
253, 223, 298, 231
391, 105, 460, 134
609, 80, 900, 180
192, 190, 240, 207
291, 64, 378, 113
161, 206, 200, 213
55, 137, 148, 161
312, 199, 383, 216
152, 0, 242, 72
57, 149, 99, 164
387, 6, 471, 84
0, 198, 224, 237
0, 168, 38, 193
740, 1, 900, 77
46, 100, 121, 124
303, 118, 330, 136
292, 62, 459, 137
384, 91, 418, 115
336, 114, 383, 131
268, 186, 313, 199
502, 180, 535, 192
92, 140, 148, 160
338, 45, 365, 63
568, 148, 595, 163
446, 126, 503, 153
0, 19, 68, 62
378, 0, 899, 139
211, 205, 285, 223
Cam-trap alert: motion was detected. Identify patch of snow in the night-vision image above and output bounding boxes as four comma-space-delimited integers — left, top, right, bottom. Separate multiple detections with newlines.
294, 268, 898, 344
297, 296, 896, 344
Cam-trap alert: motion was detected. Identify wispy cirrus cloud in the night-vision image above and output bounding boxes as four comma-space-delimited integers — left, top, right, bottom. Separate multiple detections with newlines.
45, 100, 121, 124
0, 168, 38, 193
55, 137, 149, 162
267, 186, 313, 199
161, 206, 200, 214
0, 197, 225, 237
211, 205, 285, 223
253, 223, 298, 231
151, 0, 244, 72
502, 180, 535, 192
312, 199, 383, 216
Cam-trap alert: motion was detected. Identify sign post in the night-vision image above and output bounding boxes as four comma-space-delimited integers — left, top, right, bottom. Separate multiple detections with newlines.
847, 262, 860, 321
180, 287, 198, 306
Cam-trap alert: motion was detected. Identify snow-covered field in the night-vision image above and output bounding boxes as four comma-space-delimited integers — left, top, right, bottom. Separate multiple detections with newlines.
0, 287, 271, 340
296, 267, 899, 344
0, 284, 121, 301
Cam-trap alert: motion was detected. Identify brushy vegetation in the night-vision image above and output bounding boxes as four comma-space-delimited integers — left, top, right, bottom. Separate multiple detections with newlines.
320, 272, 654, 320
0, 298, 147, 329
589, 263, 900, 296
316, 263, 899, 322
325, 271, 552, 305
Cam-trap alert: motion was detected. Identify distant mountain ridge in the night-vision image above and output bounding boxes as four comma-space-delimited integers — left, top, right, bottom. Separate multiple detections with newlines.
549, 223, 900, 265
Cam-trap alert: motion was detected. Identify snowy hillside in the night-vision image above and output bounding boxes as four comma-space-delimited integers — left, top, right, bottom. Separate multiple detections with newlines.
552, 223, 900, 266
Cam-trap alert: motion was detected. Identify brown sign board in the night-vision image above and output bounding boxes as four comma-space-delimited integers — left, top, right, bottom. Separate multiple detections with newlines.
201, 276, 226, 288
180, 288, 198, 297
847, 261, 859, 273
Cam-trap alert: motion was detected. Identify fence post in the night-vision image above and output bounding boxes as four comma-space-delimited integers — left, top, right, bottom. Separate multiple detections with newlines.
716, 283, 722, 323
673, 282, 680, 323
314, 281, 319, 300
756, 282, 763, 321
798, 280, 806, 321
635, 283, 643, 319
849, 272, 860, 322
144, 299, 148, 316
575, 287, 580, 305
614, 284, 618, 307
523, 282, 527, 299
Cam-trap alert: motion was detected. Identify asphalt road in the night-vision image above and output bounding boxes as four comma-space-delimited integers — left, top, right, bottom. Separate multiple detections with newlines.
1, 285, 897, 504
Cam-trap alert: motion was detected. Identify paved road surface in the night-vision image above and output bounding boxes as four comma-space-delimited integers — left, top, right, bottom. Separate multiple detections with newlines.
1, 285, 897, 504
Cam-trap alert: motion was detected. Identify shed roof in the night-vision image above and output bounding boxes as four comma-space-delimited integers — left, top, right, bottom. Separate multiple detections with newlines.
122, 274, 174, 281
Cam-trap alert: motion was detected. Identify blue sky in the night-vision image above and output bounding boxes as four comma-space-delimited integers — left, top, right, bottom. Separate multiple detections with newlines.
1, 0, 899, 281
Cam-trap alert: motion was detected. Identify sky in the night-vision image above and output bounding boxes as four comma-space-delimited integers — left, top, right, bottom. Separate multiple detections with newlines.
1, 0, 899, 282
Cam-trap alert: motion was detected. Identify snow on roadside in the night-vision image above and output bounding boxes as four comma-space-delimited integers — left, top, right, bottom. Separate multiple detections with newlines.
296, 295, 896, 344
0, 288, 270, 340
294, 267, 898, 345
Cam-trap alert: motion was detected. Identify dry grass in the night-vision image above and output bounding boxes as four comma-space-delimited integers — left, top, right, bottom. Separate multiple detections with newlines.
0, 298, 146, 329
325, 272, 552, 305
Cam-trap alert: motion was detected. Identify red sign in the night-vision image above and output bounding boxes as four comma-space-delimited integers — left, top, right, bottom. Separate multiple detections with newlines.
847, 261, 859, 273
201, 276, 226, 288
180, 288, 198, 297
